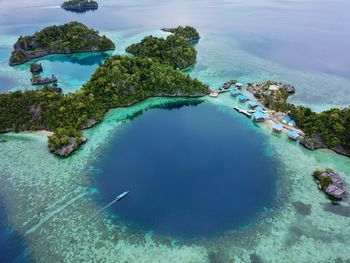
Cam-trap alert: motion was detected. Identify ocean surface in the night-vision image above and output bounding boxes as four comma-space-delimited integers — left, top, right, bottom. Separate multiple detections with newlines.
0, 0, 350, 262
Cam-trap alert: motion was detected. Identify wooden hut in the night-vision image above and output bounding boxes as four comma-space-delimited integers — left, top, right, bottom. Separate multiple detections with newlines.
230, 89, 241, 97
272, 123, 283, 133
288, 130, 299, 140
238, 95, 249, 102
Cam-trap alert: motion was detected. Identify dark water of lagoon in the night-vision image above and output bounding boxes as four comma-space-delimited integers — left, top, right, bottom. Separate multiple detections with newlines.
93, 102, 278, 238
0, 200, 30, 263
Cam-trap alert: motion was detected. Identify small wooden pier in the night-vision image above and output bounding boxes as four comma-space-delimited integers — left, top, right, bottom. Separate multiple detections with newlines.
233, 106, 252, 118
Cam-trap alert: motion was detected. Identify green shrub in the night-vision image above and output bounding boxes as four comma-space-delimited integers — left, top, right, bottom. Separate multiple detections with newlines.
126, 35, 196, 69
1, 56, 209, 137
319, 176, 332, 190
162, 26, 200, 41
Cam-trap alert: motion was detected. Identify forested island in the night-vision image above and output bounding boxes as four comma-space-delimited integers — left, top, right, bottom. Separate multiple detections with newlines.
9, 22, 114, 65
248, 81, 350, 157
1, 53, 209, 155
162, 26, 200, 41
61, 0, 98, 12
126, 35, 196, 69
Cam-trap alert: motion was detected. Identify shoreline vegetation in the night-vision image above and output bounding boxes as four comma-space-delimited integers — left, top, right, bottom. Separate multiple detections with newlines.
246, 81, 350, 158
9, 22, 114, 66
126, 35, 196, 70
1, 24, 209, 156
61, 0, 98, 13
161, 26, 200, 42
0, 56, 209, 156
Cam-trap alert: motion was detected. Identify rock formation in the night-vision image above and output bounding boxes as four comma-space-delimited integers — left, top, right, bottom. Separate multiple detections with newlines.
313, 169, 346, 200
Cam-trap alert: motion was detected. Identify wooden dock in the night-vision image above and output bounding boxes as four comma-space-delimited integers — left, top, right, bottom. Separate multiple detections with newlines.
233, 106, 252, 118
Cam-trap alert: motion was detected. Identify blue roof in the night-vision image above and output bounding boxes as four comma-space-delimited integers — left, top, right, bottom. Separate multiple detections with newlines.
230, 89, 240, 95
248, 101, 258, 106
273, 123, 283, 130
255, 106, 263, 112
289, 120, 296, 125
288, 130, 299, 137
238, 95, 248, 100
283, 116, 291, 122
253, 111, 266, 119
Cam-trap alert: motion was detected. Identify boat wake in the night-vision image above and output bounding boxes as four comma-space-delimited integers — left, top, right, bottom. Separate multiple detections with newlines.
40, 5, 61, 9
86, 191, 129, 223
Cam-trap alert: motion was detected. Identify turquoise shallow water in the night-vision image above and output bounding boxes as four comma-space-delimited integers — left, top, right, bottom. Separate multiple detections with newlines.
1, 0, 350, 262
0, 96, 350, 262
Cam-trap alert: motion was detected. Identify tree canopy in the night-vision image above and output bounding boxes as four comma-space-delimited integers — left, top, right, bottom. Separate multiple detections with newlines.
61, 0, 98, 12
162, 26, 200, 41
9, 22, 114, 65
126, 35, 196, 69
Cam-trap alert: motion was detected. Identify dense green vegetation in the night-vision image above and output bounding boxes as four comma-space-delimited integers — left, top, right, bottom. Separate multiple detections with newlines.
126, 35, 196, 69
266, 94, 350, 150
162, 26, 200, 41
0, 89, 103, 132
48, 128, 84, 154
9, 22, 114, 65
1, 56, 209, 155
4, 24, 206, 156
251, 81, 350, 152
82, 56, 209, 107
289, 106, 350, 150
61, 0, 98, 11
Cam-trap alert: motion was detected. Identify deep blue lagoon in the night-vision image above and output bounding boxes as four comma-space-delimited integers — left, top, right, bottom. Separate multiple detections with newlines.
0, 201, 30, 263
93, 102, 278, 238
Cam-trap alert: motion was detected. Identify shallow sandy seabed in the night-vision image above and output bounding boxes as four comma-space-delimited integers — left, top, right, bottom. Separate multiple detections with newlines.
0, 28, 350, 262
0, 93, 349, 262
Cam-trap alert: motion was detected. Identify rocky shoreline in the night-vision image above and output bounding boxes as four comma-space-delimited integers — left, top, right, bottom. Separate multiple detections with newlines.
313, 169, 346, 200
49, 136, 87, 157
300, 134, 350, 158
41, 84, 63, 93
10, 49, 113, 66
31, 75, 57, 85
30, 62, 43, 73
